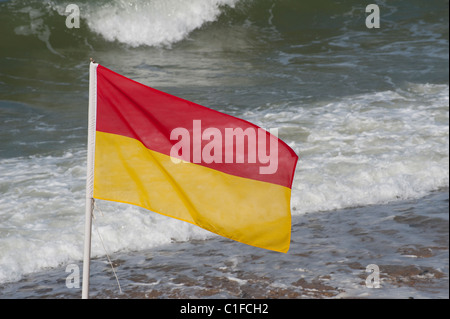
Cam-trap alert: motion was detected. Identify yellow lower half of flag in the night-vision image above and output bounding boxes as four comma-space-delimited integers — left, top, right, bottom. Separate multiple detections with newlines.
94, 131, 292, 253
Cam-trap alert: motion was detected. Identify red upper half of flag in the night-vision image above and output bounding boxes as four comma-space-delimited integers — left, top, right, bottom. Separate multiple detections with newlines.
95, 64, 298, 188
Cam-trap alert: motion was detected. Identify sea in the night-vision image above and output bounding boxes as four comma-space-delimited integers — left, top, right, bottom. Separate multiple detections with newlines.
0, 0, 448, 299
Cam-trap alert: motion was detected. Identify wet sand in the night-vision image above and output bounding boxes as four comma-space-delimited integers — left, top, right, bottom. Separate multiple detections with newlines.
1, 190, 448, 299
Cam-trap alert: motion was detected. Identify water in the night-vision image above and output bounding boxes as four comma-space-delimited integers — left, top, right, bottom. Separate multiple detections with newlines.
0, 0, 448, 298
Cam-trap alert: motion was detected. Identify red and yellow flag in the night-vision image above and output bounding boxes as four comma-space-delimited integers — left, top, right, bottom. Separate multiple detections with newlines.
91, 64, 298, 253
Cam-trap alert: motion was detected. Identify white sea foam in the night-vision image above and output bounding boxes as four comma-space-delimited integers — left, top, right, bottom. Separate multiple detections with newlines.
81, 0, 240, 47
241, 83, 449, 214
285, 83, 449, 214
0, 150, 210, 284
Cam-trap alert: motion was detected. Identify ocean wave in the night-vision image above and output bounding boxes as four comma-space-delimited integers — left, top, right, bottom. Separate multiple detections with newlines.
2, 0, 448, 50
81, 0, 241, 47
2, 0, 245, 49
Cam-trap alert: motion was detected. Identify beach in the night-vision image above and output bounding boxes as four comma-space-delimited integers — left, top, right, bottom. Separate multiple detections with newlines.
1, 189, 447, 299
0, 0, 448, 299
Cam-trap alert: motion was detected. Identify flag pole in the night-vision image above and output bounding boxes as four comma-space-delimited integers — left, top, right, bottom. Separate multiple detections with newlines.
82, 60, 98, 299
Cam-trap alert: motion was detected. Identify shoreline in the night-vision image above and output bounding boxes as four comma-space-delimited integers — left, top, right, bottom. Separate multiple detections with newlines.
1, 189, 448, 299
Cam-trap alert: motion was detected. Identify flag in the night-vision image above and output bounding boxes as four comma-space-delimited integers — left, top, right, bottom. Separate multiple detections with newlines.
90, 63, 298, 253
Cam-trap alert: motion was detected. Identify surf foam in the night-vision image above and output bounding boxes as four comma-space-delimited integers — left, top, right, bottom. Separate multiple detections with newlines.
82, 0, 240, 47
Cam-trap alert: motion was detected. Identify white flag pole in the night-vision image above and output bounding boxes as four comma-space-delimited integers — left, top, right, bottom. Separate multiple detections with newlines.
82, 60, 98, 299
